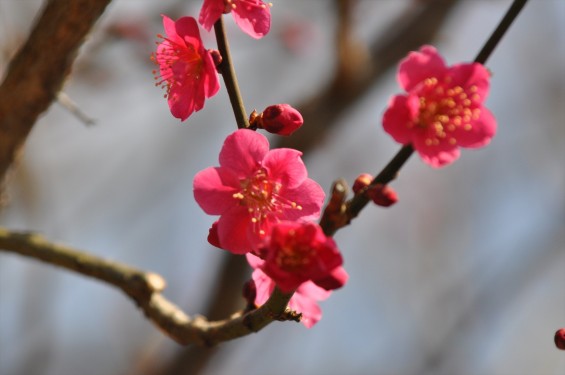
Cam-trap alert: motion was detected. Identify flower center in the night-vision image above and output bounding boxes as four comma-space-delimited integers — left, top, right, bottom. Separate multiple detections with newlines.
415, 77, 483, 146
152, 36, 203, 99
275, 230, 314, 271
232, 168, 302, 235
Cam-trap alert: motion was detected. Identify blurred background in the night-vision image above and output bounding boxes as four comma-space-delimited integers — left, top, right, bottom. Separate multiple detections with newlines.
1, 0, 564, 374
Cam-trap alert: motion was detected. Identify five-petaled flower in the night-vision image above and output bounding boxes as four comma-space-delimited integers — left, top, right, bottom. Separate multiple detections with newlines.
153, 15, 220, 121
193, 129, 325, 254
382, 45, 496, 167
247, 254, 333, 328
199, 0, 271, 39
257, 221, 348, 293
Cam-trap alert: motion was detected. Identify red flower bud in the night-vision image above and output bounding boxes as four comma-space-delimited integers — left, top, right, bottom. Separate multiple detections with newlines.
259, 104, 303, 136
208, 49, 222, 72
368, 184, 398, 207
555, 328, 565, 350
352, 173, 373, 194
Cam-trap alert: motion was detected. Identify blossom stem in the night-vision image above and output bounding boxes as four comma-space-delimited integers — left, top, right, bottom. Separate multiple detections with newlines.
214, 16, 249, 129
0, 227, 296, 346
474, 0, 529, 64
338, 145, 413, 233
325, 0, 530, 234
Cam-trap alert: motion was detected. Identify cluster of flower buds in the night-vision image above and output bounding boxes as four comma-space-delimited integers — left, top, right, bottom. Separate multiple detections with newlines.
352, 173, 398, 207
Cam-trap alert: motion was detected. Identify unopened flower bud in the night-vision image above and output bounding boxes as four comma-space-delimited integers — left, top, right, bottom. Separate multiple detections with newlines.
368, 184, 398, 207
555, 328, 565, 350
259, 104, 303, 136
352, 173, 373, 194
209, 49, 222, 71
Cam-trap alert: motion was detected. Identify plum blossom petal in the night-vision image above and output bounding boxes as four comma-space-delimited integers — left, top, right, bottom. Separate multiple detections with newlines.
199, 0, 271, 39
382, 94, 420, 145
398, 45, 446, 91
216, 206, 261, 254
412, 136, 460, 168
448, 63, 491, 99
451, 107, 496, 148
153, 15, 220, 121
313, 266, 349, 291
199, 0, 225, 32
263, 148, 307, 189
247, 254, 332, 328
194, 130, 325, 254
280, 179, 326, 222
382, 45, 497, 167
260, 221, 345, 293
219, 128, 269, 177
231, 0, 271, 39
193, 167, 239, 214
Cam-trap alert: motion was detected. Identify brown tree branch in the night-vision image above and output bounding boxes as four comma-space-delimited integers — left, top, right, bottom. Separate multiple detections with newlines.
0, 0, 530, 353
0, 0, 112, 187
0, 227, 296, 346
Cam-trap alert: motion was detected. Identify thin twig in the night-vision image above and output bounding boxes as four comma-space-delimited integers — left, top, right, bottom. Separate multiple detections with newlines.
474, 0, 529, 64
0, 0, 531, 348
56, 92, 96, 126
0, 227, 294, 346
214, 16, 249, 129
320, 0, 530, 234
0, 0, 113, 186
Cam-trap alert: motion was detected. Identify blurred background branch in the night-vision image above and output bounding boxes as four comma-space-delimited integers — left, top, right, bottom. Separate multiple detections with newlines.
0, 227, 297, 346
0, 0, 112, 191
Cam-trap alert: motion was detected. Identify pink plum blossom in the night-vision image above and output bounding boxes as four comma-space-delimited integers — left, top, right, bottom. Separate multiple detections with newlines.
199, 0, 271, 39
153, 15, 220, 121
382, 45, 496, 167
257, 221, 348, 293
193, 129, 325, 254
247, 254, 332, 328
